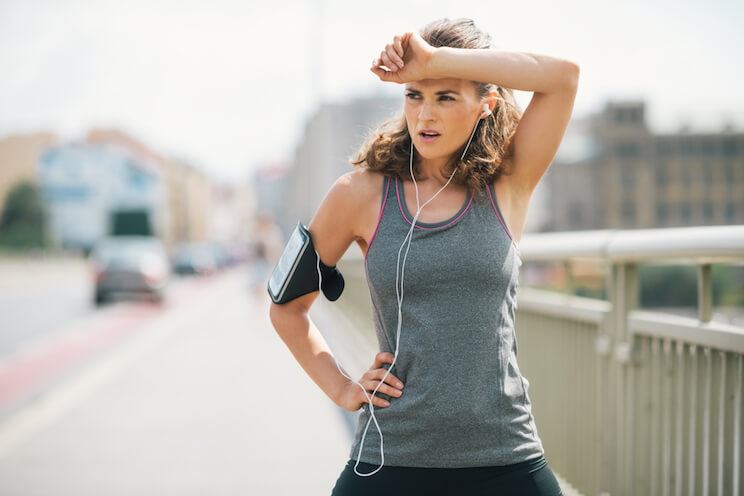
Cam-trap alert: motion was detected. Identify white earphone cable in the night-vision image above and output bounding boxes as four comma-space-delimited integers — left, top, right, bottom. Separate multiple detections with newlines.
314, 105, 487, 476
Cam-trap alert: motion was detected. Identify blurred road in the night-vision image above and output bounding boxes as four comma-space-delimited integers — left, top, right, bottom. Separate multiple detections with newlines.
0, 257, 93, 354
0, 261, 351, 495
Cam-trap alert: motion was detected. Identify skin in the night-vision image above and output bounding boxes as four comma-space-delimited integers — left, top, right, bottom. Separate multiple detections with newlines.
269, 30, 579, 414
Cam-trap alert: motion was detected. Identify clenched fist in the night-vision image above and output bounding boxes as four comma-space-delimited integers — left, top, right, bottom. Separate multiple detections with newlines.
370, 31, 438, 84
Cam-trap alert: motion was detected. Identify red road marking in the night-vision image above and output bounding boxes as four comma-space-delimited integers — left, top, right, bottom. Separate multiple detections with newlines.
0, 304, 157, 409
0, 272, 227, 412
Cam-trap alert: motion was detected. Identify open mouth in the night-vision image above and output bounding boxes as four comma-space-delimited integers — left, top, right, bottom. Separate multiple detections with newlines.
419, 131, 441, 141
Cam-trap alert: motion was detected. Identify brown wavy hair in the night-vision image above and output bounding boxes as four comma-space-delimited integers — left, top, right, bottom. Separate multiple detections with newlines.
350, 18, 523, 195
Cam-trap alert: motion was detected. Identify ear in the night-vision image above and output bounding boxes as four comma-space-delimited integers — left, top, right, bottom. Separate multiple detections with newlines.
484, 90, 499, 114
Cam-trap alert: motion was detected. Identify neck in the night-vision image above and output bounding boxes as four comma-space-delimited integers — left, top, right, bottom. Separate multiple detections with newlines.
414, 154, 457, 188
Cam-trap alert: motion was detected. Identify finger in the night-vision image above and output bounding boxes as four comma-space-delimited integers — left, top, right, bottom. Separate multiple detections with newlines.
370, 65, 394, 82
367, 378, 403, 397
372, 367, 405, 389
386, 43, 404, 68
380, 50, 398, 71
359, 383, 391, 407
363, 364, 403, 389
369, 395, 391, 408
372, 351, 396, 369
393, 35, 404, 59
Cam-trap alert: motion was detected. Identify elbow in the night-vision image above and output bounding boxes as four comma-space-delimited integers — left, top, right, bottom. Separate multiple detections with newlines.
269, 299, 307, 333
269, 291, 316, 325
269, 301, 279, 322
562, 61, 580, 90
269, 301, 287, 332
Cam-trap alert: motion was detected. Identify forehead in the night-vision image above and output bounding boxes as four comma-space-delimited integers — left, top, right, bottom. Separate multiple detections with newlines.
405, 78, 475, 94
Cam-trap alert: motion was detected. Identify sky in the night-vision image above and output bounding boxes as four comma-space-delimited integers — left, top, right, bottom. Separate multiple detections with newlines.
1, 0, 742, 183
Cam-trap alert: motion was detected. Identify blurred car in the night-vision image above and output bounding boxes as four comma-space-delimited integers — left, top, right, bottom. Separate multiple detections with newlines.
172, 242, 218, 276
89, 235, 170, 305
206, 241, 233, 269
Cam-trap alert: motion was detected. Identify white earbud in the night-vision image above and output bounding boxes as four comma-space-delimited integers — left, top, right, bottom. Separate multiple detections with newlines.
481, 103, 492, 119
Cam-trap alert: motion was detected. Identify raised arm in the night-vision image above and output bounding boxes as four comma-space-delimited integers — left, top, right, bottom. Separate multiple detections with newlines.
429, 46, 580, 197
371, 32, 579, 198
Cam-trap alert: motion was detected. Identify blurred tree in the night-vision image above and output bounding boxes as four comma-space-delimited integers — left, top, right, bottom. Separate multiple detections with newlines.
0, 181, 51, 249
713, 264, 744, 307
550, 263, 742, 308
639, 264, 743, 307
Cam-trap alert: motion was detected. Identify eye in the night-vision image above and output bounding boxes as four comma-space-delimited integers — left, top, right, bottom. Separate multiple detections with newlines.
405, 93, 455, 101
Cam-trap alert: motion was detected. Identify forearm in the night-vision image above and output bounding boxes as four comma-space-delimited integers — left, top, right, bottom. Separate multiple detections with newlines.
429, 46, 579, 93
269, 305, 349, 406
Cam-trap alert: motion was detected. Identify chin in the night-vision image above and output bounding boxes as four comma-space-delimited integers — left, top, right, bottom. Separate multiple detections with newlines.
415, 148, 451, 161
414, 142, 447, 159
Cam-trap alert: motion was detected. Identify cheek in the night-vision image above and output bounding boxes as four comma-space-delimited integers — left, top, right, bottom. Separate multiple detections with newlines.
442, 109, 472, 140
448, 106, 472, 123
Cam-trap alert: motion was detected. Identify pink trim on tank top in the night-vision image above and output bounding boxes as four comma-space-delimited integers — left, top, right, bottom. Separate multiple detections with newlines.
485, 182, 514, 242
395, 178, 474, 231
364, 176, 391, 262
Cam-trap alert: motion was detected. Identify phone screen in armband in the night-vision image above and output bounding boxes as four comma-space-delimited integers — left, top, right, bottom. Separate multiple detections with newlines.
268, 223, 309, 302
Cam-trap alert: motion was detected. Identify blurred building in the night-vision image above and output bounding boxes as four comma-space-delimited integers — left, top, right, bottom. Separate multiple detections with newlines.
1, 128, 238, 254
208, 180, 253, 247
543, 100, 744, 231
86, 128, 221, 252
159, 156, 212, 249
0, 132, 59, 219
278, 94, 402, 236
36, 141, 166, 251
253, 160, 289, 231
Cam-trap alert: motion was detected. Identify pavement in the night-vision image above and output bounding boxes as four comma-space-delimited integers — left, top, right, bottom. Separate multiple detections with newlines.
0, 266, 354, 495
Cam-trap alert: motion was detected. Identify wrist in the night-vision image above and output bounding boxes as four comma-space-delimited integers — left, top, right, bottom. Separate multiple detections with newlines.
332, 377, 350, 406
427, 46, 454, 79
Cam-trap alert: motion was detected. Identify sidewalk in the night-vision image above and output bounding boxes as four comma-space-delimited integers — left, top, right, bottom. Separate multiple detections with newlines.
0, 267, 352, 495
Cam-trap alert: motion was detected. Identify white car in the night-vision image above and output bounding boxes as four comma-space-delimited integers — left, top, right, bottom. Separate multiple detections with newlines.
89, 235, 170, 305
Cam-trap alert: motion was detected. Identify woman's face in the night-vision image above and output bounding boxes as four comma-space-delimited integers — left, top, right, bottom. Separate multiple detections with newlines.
403, 77, 483, 161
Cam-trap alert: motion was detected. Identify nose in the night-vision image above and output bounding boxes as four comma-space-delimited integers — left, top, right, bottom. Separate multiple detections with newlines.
418, 102, 435, 121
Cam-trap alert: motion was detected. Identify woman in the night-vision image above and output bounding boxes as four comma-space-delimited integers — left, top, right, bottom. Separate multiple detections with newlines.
269, 17, 578, 496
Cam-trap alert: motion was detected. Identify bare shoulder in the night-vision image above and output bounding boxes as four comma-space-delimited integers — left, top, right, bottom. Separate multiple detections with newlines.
307, 168, 385, 263
337, 168, 384, 196
333, 169, 386, 243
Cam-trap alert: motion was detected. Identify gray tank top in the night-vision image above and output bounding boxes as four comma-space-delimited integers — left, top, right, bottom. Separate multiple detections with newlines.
350, 173, 545, 468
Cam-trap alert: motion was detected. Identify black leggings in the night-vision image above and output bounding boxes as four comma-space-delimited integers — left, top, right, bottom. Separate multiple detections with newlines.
330, 454, 563, 496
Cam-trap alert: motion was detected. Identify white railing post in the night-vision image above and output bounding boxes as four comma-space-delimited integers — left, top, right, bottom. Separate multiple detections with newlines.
697, 264, 713, 323
607, 261, 640, 495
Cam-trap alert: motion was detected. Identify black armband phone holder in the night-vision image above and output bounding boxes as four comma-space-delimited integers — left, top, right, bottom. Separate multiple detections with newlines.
266, 220, 345, 304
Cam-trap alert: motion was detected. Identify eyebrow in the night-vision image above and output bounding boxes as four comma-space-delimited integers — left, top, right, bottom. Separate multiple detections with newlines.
405, 88, 460, 96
